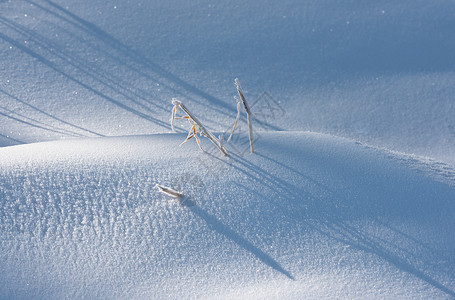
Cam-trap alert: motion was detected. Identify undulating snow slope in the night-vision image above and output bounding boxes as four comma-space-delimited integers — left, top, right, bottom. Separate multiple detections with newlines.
1, 0, 455, 299
1, 132, 454, 299
1, 0, 455, 163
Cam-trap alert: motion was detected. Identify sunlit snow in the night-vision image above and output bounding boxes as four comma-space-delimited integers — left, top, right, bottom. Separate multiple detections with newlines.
1, 0, 455, 299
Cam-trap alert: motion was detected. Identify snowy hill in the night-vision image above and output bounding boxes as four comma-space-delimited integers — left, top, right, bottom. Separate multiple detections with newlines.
1, 0, 455, 298
1, 132, 454, 299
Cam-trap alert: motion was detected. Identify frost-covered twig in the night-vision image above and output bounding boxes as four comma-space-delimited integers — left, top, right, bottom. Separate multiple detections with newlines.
227, 97, 241, 143
155, 184, 183, 198
171, 99, 228, 156
234, 78, 254, 153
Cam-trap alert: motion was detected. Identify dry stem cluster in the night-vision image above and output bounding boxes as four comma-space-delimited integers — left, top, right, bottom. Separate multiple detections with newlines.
171, 78, 253, 156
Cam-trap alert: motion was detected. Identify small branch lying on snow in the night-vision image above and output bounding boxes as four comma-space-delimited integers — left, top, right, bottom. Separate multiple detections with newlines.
234, 78, 254, 153
171, 98, 228, 156
155, 184, 183, 198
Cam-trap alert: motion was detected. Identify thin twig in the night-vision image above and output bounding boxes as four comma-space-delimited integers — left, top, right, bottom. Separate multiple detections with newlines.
235, 78, 254, 153
155, 184, 183, 198
227, 98, 241, 143
172, 99, 228, 156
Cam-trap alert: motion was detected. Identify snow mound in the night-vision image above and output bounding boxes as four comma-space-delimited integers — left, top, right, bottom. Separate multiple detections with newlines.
1, 132, 454, 299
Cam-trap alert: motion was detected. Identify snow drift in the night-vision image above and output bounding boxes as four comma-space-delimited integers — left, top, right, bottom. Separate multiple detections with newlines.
1, 132, 454, 299
1, 0, 455, 298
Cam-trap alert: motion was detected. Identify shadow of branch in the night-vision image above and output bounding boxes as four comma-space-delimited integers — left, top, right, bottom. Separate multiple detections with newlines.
0, 133, 24, 146
212, 151, 455, 297
30, 0, 235, 116
189, 204, 294, 280
0, 31, 170, 130
321, 220, 455, 298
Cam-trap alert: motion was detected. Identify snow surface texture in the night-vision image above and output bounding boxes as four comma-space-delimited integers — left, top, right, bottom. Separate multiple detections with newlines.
1, 0, 455, 299
1, 133, 455, 299
1, 0, 455, 163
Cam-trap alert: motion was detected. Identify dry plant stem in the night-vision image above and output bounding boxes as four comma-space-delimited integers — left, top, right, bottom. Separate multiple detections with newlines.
246, 113, 254, 153
227, 100, 241, 143
171, 104, 177, 131
172, 99, 228, 156
155, 184, 183, 198
235, 78, 254, 153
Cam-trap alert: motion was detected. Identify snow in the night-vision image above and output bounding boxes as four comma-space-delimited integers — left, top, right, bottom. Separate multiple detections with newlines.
1, 0, 455, 299
1, 0, 455, 162
1, 133, 454, 299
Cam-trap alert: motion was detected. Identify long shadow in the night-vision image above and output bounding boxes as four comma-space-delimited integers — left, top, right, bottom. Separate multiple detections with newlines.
189, 204, 294, 280
200, 150, 317, 223
53, 22, 168, 112
30, 0, 236, 116
25, 0, 178, 111
0, 31, 171, 130
207, 150, 455, 297
0, 16, 168, 124
0, 109, 79, 137
4, 2, 282, 135
0, 98, 90, 138
375, 218, 455, 266
321, 220, 455, 298
0, 133, 24, 145
0, 16, 159, 116
0, 89, 103, 138
209, 151, 311, 208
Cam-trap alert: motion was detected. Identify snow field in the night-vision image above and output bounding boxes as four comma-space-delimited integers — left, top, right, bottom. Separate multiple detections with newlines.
1, 132, 454, 299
